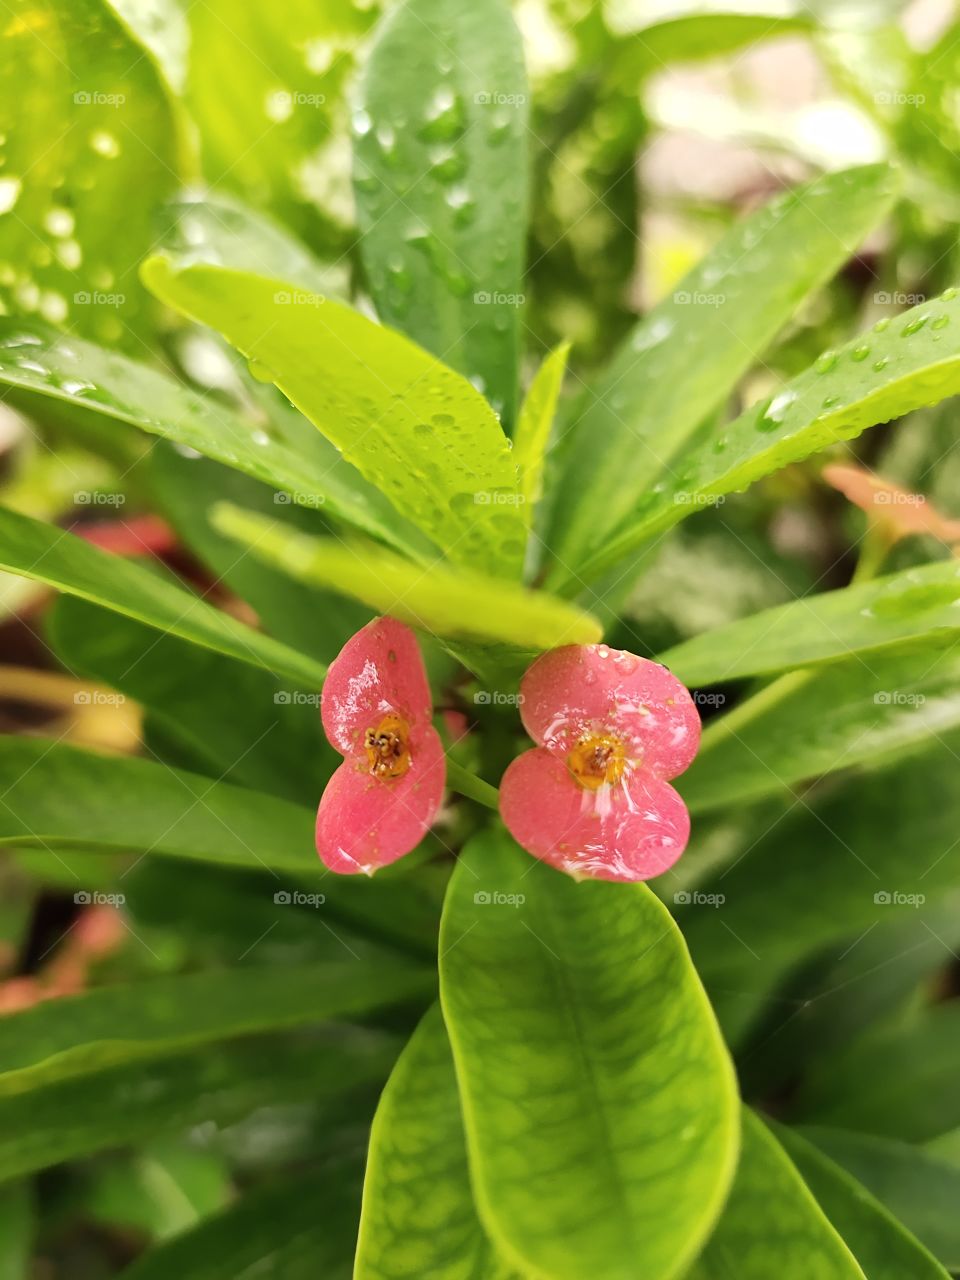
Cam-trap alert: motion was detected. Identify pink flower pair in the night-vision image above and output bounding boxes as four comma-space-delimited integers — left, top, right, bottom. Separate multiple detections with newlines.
315, 618, 700, 883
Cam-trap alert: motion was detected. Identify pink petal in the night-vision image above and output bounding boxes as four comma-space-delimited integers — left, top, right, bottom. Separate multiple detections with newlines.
519, 644, 701, 780
321, 617, 432, 757
499, 748, 689, 883
315, 725, 446, 874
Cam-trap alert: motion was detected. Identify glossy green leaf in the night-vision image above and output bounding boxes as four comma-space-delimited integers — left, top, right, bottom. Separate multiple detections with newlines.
680, 730, 960, 1046
0, 962, 429, 1092
439, 828, 738, 1280
0, 1031, 393, 1182
212, 503, 602, 650
514, 342, 570, 512
142, 257, 526, 576
356, 1004, 520, 1280
355, 0, 528, 426
802, 1127, 960, 1271
0, 504, 327, 689
794, 1004, 960, 1142
122, 1161, 363, 1280
575, 287, 960, 584
48, 594, 334, 806
0, 320, 414, 554
0, 0, 180, 345
681, 648, 960, 813
546, 164, 898, 574
660, 560, 960, 688
688, 1111, 864, 1280
773, 1123, 949, 1279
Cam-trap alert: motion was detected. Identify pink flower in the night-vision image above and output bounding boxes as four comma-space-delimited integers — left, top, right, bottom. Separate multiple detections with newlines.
316, 617, 445, 874
499, 644, 701, 882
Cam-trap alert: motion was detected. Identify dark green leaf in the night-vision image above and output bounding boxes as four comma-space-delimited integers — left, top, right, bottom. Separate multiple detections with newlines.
439, 828, 738, 1280
355, 0, 528, 426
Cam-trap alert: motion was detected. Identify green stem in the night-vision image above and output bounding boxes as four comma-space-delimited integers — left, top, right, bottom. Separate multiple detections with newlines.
446, 758, 500, 811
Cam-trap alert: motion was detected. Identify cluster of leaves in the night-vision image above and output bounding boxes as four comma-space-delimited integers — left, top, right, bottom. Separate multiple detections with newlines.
1, 0, 960, 1276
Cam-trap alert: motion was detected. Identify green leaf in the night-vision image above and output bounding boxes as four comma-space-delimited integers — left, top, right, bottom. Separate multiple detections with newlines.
142, 257, 527, 576
356, 1004, 520, 1279
773, 1124, 949, 1279
660, 560, 960, 688
0, 504, 327, 689
688, 1111, 864, 1280
355, 0, 529, 427
121, 1161, 363, 1280
0, 962, 429, 1093
439, 828, 738, 1280
48, 594, 335, 806
147, 445, 370, 666
545, 164, 898, 575
0, 320, 416, 555
680, 649, 960, 813
794, 1004, 960, 1142
0, 0, 180, 345
802, 1127, 960, 1271
680, 731, 960, 1046
0, 1183, 31, 1280
0, 1031, 393, 1182
211, 503, 602, 650
573, 287, 960, 585
514, 342, 570, 512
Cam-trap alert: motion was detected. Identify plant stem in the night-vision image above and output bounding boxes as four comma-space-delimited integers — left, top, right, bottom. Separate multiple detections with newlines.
445, 758, 500, 810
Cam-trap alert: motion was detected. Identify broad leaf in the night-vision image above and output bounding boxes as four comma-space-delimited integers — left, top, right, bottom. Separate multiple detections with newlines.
122, 1162, 363, 1280
680, 730, 960, 1046
0, 1183, 31, 1278
681, 648, 960, 813
0, 0, 180, 344
212, 503, 602, 650
546, 164, 898, 573
0, 1032, 393, 1182
356, 1004, 519, 1279
355, 0, 528, 426
794, 1004, 960, 1142
0, 962, 430, 1092
802, 1127, 960, 1271
142, 257, 527, 576
48, 594, 335, 806
514, 342, 570, 512
774, 1124, 949, 1279
0, 505, 327, 688
688, 1111, 864, 1280
660, 560, 960, 687
439, 828, 738, 1280
0, 320, 416, 554
573, 288, 960, 585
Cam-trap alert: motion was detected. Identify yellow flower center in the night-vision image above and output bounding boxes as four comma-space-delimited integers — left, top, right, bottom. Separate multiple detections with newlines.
364, 713, 411, 779
567, 733, 628, 791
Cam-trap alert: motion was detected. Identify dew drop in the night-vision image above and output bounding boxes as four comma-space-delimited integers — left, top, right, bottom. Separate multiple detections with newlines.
873, 355, 889, 372
89, 130, 120, 158
902, 314, 929, 336
815, 351, 838, 373
851, 343, 870, 362
873, 316, 891, 333
352, 108, 373, 136
932, 314, 950, 330
0, 177, 22, 214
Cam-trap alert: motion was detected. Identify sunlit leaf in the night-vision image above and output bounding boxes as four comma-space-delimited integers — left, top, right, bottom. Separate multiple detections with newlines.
514, 341, 570, 513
